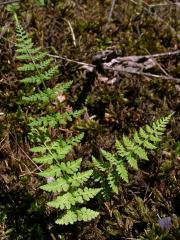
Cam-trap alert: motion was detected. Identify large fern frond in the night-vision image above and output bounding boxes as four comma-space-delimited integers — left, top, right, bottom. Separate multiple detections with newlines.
15, 16, 100, 225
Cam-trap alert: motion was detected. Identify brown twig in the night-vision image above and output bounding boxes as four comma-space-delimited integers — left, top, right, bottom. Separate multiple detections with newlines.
0, 0, 20, 6
104, 66, 180, 83
49, 51, 180, 83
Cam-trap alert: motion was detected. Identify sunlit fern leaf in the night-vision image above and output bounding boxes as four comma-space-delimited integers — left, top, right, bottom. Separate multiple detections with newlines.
149, 134, 161, 142
33, 153, 57, 164
38, 158, 82, 178
115, 139, 127, 157
48, 187, 101, 209
92, 156, 110, 172
48, 192, 73, 209
55, 210, 77, 225
20, 66, 59, 85
76, 207, 99, 222
64, 158, 82, 174
145, 125, 154, 134
100, 149, 117, 165
22, 82, 72, 104
107, 171, 119, 194
38, 164, 63, 178
72, 187, 101, 203
123, 136, 135, 151
126, 154, 138, 170
69, 170, 93, 187
66, 133, 84, 146
95, 113, 173, 195
115, 160, 129, 183
30, 145, 47, 153
139, 128, 148, 140
40, 177, 70, 193
56, 207, 99, 225
133, 146, 148, 160
143, 140, 157, 150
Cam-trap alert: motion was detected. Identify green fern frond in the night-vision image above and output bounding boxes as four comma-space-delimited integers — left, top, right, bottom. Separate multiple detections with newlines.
100, 149, 117, 166
66, 133, 84, 146
107, 171, 119, 194
69, 170, 93, 187
22, 82, 72, 104
92, 156, 110, 172
55, 207, 99, 225
15, 16, 100, 226
40, 177, 69, 193
20, 66, 59, 85
93, 114, 173, 196
29, 110, 84, 128
15, 15, 59, 89
33, 153, 57, 164
48, 187, 101, 209
38, 158, 82, 178
18, 58, 53, 72
115, 160, 129, 182
16, 51, 48, 61
115, 140, 127, 157
33, 145, 72, 164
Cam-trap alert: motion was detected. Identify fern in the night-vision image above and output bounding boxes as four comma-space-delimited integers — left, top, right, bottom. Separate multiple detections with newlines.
15, 14, 58, 89
93, 114, 173, 197
15, 15, 174, 226
15, 16, 100, 225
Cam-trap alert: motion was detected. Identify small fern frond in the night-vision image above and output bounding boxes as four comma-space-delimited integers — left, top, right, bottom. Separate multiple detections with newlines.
33, 153, 57, 164
38, 158, 82, 177
29, 110, 84, 128
40, 177, 69, 193
92, 156, 110, 172
100, 149, 117, 166
55, 207, 99, 225
48, 187, 101, 209
69, 170, 93, 187
20, 66, 59, 85
126, 154, 138, 170
115, 140, 127, 157
22, 82, 72, 104
115, 160, 129, 182
75, 207, 99, 222
66, 133, 84, 146
93, 114, 173, 197
107, 171, 119, 194
33, 144, 73, 164
18, 58, 53, 72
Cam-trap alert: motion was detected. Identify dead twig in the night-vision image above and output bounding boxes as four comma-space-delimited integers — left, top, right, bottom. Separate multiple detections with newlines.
0, 0, 20, 6
63, 18, 77, 47
108, 0, 116, 22
104, 66, 180, 83
49, 50, 180, 83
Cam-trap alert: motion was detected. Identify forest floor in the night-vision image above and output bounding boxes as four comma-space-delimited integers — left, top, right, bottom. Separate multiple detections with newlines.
0, 0, 180, 239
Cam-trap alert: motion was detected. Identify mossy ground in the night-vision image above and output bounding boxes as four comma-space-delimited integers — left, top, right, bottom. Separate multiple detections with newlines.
0, 0, 180, 239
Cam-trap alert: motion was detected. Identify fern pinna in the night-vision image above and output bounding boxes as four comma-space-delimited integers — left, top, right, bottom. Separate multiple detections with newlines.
15, 15, 101, 225
93, 113, 173, 199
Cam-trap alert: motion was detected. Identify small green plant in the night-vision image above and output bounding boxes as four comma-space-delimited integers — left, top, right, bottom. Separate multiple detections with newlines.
93, 113, 173, 199
15, 15, 101, 225
15, 14, 173, 226
35, 0, 46, 6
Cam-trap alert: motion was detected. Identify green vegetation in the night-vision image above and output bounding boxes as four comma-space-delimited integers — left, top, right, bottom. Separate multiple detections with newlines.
0, 0, 179, 239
